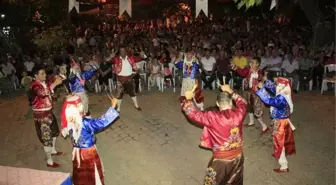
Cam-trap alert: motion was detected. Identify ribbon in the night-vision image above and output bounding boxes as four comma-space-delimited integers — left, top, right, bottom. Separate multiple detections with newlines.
119, 0, 132, 17
68, 0, 79, 13
195, 0, 208, 18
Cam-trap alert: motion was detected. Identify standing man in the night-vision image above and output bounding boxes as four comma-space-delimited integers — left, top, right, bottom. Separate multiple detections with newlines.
30, 65, 64, 168
181, 84, 247, 185
232, 57, 269, 135
256, 77, 296, 173
68, 57, 97, 116
175, 49, 204, 110
200, 49, 216, 90
112, 46, 141, 112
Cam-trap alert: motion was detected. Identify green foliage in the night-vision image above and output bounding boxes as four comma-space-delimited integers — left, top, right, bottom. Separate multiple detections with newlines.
233, 0, 264, 10
32, 26, 69, 51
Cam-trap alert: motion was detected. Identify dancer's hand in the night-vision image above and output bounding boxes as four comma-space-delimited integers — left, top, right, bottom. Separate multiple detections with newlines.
231, 64, 237, 71
185, 84, 197, 100
54, 76, 63, 85
220, 84, 233, 94
185, 90, 194, 100
257, 82, 263, 89
111, 98, 118, 108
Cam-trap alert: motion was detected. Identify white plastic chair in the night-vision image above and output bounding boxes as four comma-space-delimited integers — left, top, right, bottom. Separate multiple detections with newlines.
321, 64, 336, 95
288, 78, 300, 91
160, 63, 176, 92
241, 78, 247, 91
108, 78, 114, 92
136, 61, 147, 92
94, 80, 101, 93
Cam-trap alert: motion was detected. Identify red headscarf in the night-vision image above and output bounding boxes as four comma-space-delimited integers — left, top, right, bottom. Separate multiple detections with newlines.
61, 95, 83, 131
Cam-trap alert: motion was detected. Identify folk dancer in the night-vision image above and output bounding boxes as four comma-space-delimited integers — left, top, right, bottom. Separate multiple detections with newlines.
112, 46, 141, 112
30, 65, 64, 168
175, 49, 204, 110
182, 84, 247, 185
256, 77, 296, 173
61, 95, 119, 185
232, 57, 269, 135
68, 57, 97, 116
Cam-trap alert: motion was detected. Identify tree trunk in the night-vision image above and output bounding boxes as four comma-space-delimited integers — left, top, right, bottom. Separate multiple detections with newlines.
298, 0, 335, 48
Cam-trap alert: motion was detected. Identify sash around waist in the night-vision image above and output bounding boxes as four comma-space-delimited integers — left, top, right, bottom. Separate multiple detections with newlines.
117, 75, 132, 81
213, 148, 243, 160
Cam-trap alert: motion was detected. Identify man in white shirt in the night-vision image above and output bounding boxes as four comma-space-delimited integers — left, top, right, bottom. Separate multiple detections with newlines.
266, 49, 283, 77
281, 53, 299, 92
200, 49, 216, 90
24, 59, 35, 76
113, 46, 141, 112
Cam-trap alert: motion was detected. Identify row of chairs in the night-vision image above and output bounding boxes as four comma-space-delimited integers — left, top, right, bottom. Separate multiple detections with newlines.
92, 62, 336, 96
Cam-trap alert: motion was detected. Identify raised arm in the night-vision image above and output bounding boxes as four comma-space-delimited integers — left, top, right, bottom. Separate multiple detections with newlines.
231, 93, 248, 123
174, 60, 184, 69
181, 100, 213, 127
263, 80, 276, 95
31, 76, 61, 97
81, 68, 97, 80
256, 87, 287, 109
86, 107, 119, 133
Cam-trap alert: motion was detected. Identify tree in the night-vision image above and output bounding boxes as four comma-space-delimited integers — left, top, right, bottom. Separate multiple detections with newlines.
32, 26, 69, 52
233, 0, 335, 47
233, 0, 263, 10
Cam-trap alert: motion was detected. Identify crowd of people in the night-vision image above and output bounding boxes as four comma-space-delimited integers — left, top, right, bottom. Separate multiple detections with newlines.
0, 15, 335, 185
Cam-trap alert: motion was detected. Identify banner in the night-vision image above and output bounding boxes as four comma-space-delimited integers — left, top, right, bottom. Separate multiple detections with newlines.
195, 0, 208, 18
68, 0, 79, 12
270, 0, 277, 10
119, 0, 132, 17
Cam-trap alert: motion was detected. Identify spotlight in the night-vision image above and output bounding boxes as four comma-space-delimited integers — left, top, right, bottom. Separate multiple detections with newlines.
0, 14, 5, 19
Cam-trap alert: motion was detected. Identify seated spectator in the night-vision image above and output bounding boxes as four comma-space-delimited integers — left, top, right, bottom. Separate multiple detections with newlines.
200, 49, 216, 90
0, 64, 13, 98
281, 53, 299, 92
265, 48, 283, 77
148, 58, 163, 90
163, 63, 174, 86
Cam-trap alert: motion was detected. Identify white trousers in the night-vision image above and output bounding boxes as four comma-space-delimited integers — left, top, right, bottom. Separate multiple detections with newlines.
278, 147, 288, 169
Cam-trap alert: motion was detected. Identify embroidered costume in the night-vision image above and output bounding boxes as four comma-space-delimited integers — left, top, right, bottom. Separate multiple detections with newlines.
30, 76, 62, 168
112, 55, 141, 112
256, 78, 296, 172
175, 56, 204, 110
182, 93, 247, 185
68, 60, 97, 115
235, 67, 269, 134
61, 95, 119, 185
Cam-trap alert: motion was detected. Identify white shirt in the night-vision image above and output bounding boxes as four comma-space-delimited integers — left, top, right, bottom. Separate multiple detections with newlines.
260, 57, 267, 69
1, 62, 16, 75
118, 56, 133, 76
24, 61, 35, 72
266, 56, 282, 72
281, 59, 299, 73
201, 56, 216, 71
249, 72, 258, 88
152, 38, 160, 47
89, 37, 96, 46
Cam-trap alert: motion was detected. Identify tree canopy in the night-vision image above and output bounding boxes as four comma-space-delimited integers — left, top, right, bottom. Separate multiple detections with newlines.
233, 0, 264, 10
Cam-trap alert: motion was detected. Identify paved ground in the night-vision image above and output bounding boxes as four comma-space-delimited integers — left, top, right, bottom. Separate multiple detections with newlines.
0, 88, 335, 185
